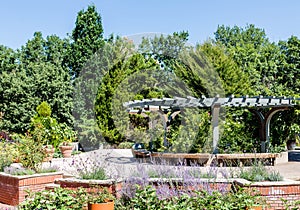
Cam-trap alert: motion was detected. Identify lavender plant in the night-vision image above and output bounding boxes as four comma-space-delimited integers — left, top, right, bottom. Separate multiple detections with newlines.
234, 161, 283, 182
56, 150, 117, 180
118, 161, 231, 204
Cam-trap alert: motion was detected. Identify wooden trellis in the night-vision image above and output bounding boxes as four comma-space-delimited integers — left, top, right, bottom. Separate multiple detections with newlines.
124, 96, 299, 152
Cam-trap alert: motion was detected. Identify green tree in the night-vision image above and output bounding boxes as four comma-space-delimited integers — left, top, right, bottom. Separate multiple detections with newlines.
45, 35, 70, 68
19, 32, 47, 67
278, 36, 300, 94
27, 62, 74, 125
72, 36, 136, 148
139, 31, 189, 72
67, 5, 104, 78
269, 36, 300, 147
214, 24, 281, 95
95, 53, 157, 145
197, 42, 251, 96
0, 45, 17, 73
0, 69, 36, 132
0, 32, 73, 133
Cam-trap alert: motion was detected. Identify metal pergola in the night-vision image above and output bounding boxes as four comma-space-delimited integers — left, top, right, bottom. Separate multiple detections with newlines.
124, 95, 299, 152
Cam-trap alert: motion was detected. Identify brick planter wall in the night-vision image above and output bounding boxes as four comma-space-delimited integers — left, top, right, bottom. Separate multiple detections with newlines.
235, 179, 300, 210
0, 172, 63, 206
56, 178, 123, 197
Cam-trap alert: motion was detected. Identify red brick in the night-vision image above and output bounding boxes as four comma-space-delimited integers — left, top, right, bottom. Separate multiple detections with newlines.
0, 172, 63, 206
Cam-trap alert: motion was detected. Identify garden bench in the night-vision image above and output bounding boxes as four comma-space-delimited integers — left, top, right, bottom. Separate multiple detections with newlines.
216, 153, 279, 167
150, 152, 212, 166
131, 143, 150, 163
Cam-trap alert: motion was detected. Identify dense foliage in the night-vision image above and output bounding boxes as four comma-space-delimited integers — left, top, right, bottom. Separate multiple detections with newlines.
0, 4, 299, 153
116, 185, 264, 210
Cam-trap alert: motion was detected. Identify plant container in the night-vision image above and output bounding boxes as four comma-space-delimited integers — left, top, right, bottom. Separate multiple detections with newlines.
88, 201, 114, 210
59, 145, 73, 158
43, 146, 55, 162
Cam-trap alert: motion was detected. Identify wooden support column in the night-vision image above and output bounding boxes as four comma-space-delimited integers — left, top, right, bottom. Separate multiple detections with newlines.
157, 109, 181, 149
265, 107, 288, 151
211, 103, 221, 153
250, 107, 288, 152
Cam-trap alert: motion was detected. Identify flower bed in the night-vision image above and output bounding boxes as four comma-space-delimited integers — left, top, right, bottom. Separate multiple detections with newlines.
0, 172, 63, 206
14, 175, 300, 209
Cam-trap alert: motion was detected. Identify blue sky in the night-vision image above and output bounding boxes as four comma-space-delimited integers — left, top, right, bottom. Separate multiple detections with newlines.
1, 0, 300, 49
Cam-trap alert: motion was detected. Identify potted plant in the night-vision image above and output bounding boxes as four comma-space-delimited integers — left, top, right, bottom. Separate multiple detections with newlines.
59, 123, 77, 158
87, 187, 115, 210
30, 101, 65, 151
59, 141, 73, 158
43, 144, 55, 162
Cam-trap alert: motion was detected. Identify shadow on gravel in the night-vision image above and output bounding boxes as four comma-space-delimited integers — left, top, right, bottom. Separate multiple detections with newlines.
105, 156, 137, 164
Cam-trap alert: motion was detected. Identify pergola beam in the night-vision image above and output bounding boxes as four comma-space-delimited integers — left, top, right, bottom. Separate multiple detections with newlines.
124, 96, 299, 153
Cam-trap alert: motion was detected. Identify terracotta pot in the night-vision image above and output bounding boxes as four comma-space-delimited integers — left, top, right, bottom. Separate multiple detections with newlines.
59, 145, 73, 158
43, 146, 55, 162
246, 206, 262, 210
88, 201, 114, 210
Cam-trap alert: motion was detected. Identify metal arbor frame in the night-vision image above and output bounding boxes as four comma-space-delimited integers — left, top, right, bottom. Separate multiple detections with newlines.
124, 96, 299, 153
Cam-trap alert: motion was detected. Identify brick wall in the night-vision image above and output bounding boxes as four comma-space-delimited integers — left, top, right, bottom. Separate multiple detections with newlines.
235, 179, 300, 210
0, 172, 63, 206
56, 178, 123, 198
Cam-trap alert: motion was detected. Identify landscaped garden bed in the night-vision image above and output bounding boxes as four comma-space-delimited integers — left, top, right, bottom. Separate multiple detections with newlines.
0, 171, 63, 206
2, 154, 298, 209
235, 179, 300, 210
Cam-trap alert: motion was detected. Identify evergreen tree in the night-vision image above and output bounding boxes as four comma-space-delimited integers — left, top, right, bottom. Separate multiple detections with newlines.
0, 45, 17, 73
198, 41, 251, 96
67, 5, 104, 78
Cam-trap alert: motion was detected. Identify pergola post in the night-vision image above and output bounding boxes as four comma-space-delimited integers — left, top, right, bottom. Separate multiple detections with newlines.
265, 107, 289, 152
250, 107, 288, 152
211, 103, 221, 153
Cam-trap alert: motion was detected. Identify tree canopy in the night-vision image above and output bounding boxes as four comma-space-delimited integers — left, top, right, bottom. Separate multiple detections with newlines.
0, 5, 299, 153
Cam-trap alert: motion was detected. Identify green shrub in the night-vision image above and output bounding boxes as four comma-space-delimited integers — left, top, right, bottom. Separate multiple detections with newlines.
19, 187, 87, 210
81, 167, 107, 180
30, 102, 77, 148
0, 142, 16, 171
116, 185, 265, 210
238, 161, 283, 182
17, 131, 46, 172
87, 187, 115, 204
283, 198, 300, 210
4, 165, 58, 176
36, 101, 52, 117
118, 141, 134, 149
4, 168, 35, 176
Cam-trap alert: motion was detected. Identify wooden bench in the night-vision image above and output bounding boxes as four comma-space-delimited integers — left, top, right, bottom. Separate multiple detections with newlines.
216, 153, 279, 167
150, 152, 212, 166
